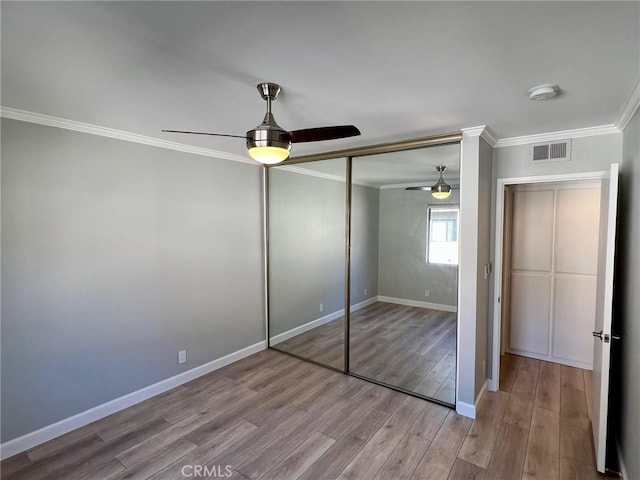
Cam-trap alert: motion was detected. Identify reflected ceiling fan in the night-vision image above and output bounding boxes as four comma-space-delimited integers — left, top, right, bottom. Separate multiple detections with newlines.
405, 165, 456, 199
162, 82, 361, 165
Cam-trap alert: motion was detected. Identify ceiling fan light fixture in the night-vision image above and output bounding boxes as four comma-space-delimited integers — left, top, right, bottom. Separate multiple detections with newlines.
247, 145, 291, 164
431, 185, 452, 199
246, 110, 292, 164
431, 165, 452, 199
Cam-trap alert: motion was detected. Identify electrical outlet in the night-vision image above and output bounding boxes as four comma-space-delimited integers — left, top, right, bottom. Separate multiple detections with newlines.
178, 350, 187, 364
364, 288, 368, 296
424, 289, 430, 298
319, 303, 324, 312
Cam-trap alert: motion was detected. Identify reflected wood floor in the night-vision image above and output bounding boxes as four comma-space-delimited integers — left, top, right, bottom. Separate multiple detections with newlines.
1, 350, 604, 480
274, 301, 457, 404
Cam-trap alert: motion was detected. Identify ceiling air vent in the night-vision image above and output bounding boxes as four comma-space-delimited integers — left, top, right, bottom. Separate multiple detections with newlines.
530, 140, 571, 163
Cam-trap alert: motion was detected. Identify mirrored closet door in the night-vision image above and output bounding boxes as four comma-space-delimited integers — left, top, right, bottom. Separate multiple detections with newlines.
266, 135, 461, 407
267, 158, 346, 371
349, 144, 460, 405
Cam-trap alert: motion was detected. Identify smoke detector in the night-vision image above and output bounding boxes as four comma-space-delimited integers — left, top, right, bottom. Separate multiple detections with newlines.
529, 84, 559, 100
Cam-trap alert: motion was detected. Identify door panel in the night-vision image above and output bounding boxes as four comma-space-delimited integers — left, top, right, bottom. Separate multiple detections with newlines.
511, 190, 554, 271
556, 187, 601, 275
509, 273, 551, 355
553, 274, 597, 367
267, 158, 346, 371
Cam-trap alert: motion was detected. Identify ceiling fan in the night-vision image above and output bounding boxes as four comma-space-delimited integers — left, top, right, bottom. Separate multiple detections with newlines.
405, 165, 455, 199
162, 82, 361, 165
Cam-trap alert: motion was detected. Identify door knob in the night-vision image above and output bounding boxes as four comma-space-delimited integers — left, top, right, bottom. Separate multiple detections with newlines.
592, 330, 612, 343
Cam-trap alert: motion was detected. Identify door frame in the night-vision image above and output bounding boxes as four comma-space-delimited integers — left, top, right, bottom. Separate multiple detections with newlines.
490, 170, 609, 392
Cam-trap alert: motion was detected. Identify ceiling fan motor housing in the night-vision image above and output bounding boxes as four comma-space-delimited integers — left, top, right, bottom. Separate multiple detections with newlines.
246, 112, 292, 152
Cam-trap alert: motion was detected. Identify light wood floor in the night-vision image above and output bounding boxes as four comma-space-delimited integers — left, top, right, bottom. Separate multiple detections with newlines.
274, 301, 457, 404
0, 350, 603, 480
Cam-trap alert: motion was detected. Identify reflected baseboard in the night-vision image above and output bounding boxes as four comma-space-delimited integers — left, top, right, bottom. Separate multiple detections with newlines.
269, 297, 378, 346
377, 295, 457, 313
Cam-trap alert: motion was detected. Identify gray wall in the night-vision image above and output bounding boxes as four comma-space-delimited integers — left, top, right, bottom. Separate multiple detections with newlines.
268, 167, 346, 337
488, 133, 624, 378
350, 183, 380, 306
268, 167, 380, 337
617, 108, 640, 479
1, 119, 265, 443
475, 138, 493, 396
377, 188, 458, 307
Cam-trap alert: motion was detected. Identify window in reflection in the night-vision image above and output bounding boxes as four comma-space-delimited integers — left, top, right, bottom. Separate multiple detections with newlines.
427, 207, 459, 265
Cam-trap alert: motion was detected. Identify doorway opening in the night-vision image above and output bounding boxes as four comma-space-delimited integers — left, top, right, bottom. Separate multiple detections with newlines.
491, 166, 620, 473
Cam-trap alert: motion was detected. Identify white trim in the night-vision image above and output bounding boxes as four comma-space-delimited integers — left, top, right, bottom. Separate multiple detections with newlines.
278, 165, 346, 184
476, 379, 488, 406
494, 125, 620, 148
456, 401, 476, 419
270, 310, 344, 346
461, 125, 486, 137
456, 379, 487, 419
480, 127, 498, 148
0, 340, 266, 460
269, 297, 378, 346
276, 164, 374, 188
617, 440, 629, 480
491, 170, 608, 402
616, 76, 640, 131
0, 106, 254, 165
506, 349, 592, 370
377, 296, 457, 313
460, 125, 496, 147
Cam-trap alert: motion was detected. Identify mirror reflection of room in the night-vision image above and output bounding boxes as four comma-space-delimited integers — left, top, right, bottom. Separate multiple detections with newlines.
349, 144, 460, 405
267, 158, 346, 371
266, 144, 460, 406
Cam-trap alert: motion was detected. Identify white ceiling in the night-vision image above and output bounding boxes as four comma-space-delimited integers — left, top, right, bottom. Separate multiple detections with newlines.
2, 2, 638, 162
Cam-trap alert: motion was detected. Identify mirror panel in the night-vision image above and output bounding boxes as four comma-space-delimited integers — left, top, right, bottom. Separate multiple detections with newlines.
349, 144, 460, 405
267, 158, 346, 370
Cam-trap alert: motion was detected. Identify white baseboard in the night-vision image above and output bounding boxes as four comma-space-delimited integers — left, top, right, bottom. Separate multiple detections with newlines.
456, 379, 487, 419
617, 440, 629, 479
269, 297, 378, 346
456, 401, 476, 419
377, 296, 457, 313
488, 377, 499, 392
506, 348, 592, 370
270, 311, 342, 346
476, 379, 488, 406
0, 340, 267, 460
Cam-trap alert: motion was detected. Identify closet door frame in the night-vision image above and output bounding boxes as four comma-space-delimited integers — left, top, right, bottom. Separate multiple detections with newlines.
264, 132, 462, 397
491, 170, 609, 392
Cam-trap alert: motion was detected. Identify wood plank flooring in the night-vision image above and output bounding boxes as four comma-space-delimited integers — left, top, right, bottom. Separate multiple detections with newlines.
274, 301, 457, 405
1, 351, 604, 480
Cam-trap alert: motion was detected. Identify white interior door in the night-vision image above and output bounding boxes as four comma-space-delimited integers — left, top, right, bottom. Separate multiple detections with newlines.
508, 182, 601, 368
592, 163, 619, 473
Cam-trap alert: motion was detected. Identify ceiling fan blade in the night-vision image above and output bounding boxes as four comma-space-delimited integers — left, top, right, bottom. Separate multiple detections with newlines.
162, 129, 247, 139
287, 125, 360, 143
405, 185, 459, 191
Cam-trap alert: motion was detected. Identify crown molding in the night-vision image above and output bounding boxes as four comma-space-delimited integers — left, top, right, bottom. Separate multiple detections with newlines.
461, 125, 497, 147
380, 181, 431, 190
0, 107, 254, 165
616, 76, 640, 131
278, 165, 346, 184
278, 165, 376, 188
494, 124, 621, 148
